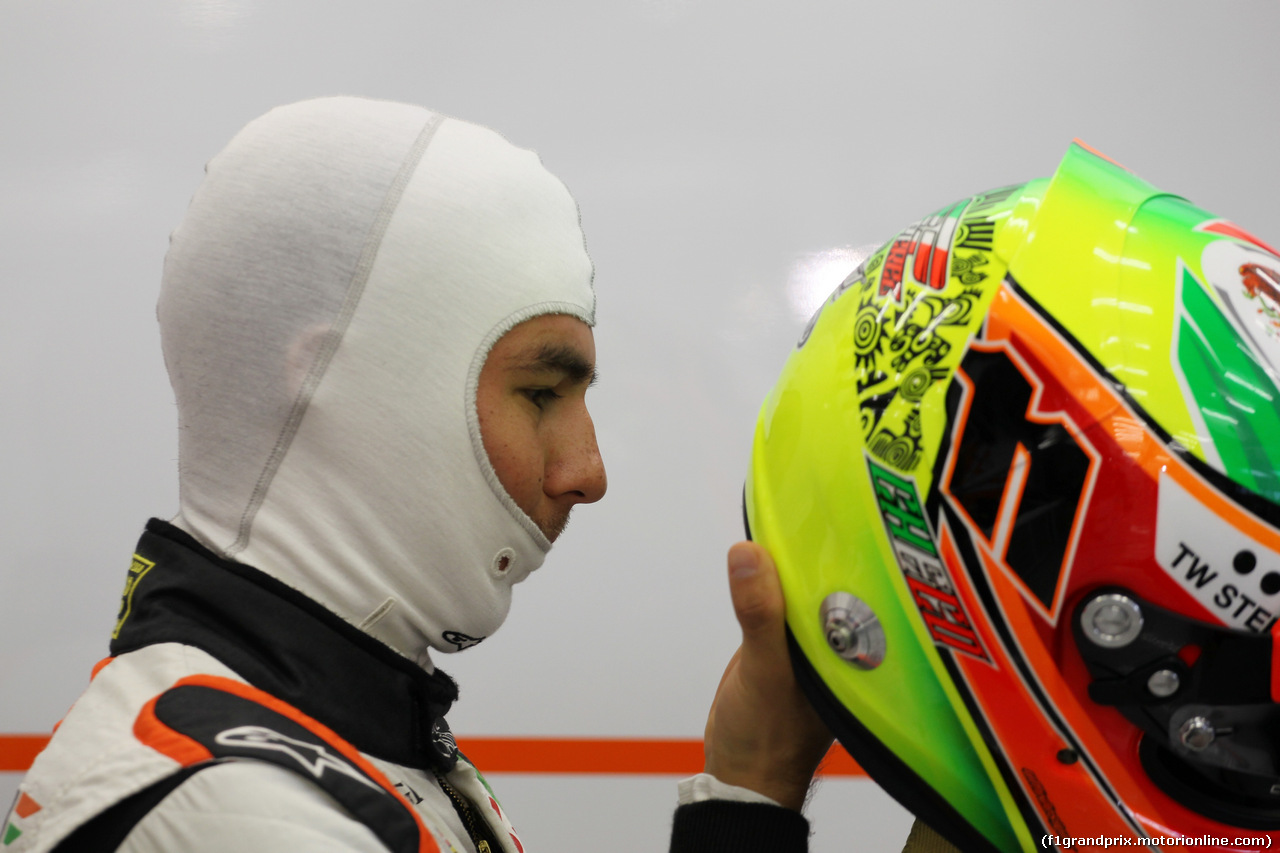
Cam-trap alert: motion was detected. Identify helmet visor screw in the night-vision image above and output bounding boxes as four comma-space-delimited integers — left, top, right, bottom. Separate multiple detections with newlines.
1080, 593, 1144, 648
1178, 716, 1216, 751
820, 592, 885, 670
1147, 669, 1180, 699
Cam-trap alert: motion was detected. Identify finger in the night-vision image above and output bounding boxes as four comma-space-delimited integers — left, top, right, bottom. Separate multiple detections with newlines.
726, 541, 785, 645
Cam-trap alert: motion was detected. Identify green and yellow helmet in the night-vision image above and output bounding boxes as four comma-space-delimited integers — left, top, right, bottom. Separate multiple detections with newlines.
747, 142, 1280, 851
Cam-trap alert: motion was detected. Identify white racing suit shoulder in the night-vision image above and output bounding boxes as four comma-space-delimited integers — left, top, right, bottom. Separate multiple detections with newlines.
119, 761, 387, 852
6, 644, 522, 853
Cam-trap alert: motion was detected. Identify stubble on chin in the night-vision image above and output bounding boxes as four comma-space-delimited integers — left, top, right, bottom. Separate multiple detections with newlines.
540, 508, 572, 543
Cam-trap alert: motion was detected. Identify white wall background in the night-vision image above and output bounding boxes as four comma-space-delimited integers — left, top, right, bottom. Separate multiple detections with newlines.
2, 2, 1278, 850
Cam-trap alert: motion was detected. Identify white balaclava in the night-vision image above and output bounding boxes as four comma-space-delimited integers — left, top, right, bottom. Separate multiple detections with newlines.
157, 97, 595, 667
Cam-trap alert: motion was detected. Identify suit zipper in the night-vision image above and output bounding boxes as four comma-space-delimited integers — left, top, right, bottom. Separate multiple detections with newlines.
434, 769, 498, 853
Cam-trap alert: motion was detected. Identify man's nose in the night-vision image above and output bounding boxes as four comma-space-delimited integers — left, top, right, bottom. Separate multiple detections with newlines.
548, 409, 607, 504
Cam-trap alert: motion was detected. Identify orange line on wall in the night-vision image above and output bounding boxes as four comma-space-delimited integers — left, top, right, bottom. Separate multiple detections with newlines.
0, 734, 864, 777
0, 737, 48, 772
459, 738, 864, 776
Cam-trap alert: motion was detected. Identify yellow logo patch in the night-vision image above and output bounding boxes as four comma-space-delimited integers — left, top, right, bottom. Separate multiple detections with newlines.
112, 554, 155, 639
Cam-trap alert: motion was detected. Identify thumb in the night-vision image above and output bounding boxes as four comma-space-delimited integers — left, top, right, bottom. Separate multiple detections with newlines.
727, 541, 786, 644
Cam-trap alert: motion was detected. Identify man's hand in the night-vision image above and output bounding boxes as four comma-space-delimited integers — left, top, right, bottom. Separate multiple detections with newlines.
703, 541, 834, 811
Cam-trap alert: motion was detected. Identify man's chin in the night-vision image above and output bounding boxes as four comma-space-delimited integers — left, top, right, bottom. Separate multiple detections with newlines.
540, 510, 572, 543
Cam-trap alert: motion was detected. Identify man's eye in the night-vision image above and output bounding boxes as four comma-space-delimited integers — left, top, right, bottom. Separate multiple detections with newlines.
523, 388, 562, 410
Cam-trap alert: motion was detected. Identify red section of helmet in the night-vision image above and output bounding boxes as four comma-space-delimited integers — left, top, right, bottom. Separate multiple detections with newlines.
1197, 219, 1280, 259
933, 282, 1280, 846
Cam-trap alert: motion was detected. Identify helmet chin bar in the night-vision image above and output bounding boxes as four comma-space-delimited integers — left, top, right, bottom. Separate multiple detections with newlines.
1074, 588, 1280, 830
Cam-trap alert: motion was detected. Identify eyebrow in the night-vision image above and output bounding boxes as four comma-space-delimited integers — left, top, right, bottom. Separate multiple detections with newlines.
517, 343, 598, 386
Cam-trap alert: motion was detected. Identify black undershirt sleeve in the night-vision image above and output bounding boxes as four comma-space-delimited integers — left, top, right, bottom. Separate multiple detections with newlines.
670, 801, 810, 853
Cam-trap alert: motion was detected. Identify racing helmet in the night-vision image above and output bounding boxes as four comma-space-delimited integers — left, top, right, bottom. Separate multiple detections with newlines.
747, 141, 1280, 851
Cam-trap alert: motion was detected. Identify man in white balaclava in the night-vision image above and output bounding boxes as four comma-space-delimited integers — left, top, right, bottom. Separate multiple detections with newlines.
7, 97, 831, 853
9, 97, 605, 853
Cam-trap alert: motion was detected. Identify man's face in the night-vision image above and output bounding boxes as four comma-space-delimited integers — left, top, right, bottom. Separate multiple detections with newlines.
476, 313, 607, 541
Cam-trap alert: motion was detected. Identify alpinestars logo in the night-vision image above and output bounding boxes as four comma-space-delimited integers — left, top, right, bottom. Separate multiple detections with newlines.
214, 726, 380, 790
432, 720, 457, 756
429, 719, 459, 765
442, 630, 484, 650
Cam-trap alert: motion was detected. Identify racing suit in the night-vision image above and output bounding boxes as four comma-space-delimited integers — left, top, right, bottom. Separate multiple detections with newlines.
8, 520, 522, 853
